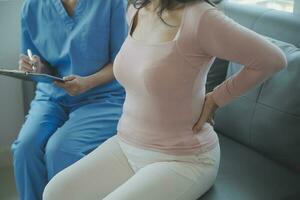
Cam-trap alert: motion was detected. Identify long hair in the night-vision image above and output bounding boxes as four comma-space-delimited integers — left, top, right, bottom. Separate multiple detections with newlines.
128, 0, 217, 25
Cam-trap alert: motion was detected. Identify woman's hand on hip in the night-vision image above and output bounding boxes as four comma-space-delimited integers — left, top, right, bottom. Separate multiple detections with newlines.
54, 75, 91, 96
193, 92, 219, 133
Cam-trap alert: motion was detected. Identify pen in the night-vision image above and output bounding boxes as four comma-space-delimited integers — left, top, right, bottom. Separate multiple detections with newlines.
27, 49, 37, 72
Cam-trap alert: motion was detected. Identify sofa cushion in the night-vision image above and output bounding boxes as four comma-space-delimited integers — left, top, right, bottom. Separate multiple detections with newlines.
213, 37, 300, 171
199, 134, 300, 200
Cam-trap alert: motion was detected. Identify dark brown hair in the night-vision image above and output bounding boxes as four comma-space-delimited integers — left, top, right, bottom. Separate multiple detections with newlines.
128, 0, 217, 25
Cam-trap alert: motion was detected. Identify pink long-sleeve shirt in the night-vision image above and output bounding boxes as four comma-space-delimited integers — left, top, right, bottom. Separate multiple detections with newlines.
113, 2, 287, 155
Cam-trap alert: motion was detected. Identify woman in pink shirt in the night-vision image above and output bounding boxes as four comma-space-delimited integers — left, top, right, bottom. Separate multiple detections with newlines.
43, 0, 287, 199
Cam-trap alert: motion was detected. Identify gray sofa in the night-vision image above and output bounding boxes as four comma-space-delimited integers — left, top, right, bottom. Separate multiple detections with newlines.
200, 1, 300, 200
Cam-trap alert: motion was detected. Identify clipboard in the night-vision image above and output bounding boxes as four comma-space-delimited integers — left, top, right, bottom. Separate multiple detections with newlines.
0, 69, 64, 83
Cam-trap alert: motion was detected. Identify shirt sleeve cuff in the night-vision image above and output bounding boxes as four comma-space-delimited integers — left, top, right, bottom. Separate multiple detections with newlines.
211, 79, 235, 107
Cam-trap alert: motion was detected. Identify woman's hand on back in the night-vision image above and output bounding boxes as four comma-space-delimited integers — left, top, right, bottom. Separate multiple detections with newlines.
193, 92, 219, 133
54, 75, 92, 96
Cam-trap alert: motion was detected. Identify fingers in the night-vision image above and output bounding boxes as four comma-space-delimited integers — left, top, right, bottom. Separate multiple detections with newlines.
31, 56, 40, 72
54, 79, 78, 96
54, 81, 75, 96
19, 54, 33, 72
32, 55, 40, 63
54, 75, 76, 88
193, 94, 218, 133
19, 54, 41, 72
193, 113, 213, 133
192, 113, 208, 133
193, 98, 208, 133
19, 54, 30, 61
54, 81, 65, 88
19, 64, 33, 72
63, 75, 76, 82
20, 54, 35, 65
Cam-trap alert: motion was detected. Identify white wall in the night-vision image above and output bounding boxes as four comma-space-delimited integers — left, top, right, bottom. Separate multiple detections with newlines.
0, 0, 25, 168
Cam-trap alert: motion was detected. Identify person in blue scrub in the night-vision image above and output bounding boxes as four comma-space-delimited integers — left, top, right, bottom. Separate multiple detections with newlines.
11, 0, 127, 200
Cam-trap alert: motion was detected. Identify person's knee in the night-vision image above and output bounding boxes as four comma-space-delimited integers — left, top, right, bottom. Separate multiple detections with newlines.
43, 175, 70, 200
45, 133, 82, 178
43, 183, 60, 200
45, 133, 80, 162
11, 135, 41, 163
43, 165, 83, 200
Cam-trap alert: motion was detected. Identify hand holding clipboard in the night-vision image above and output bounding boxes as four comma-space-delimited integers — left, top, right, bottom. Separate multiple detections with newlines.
1, 50, 91, 96
0, 49, 64, 83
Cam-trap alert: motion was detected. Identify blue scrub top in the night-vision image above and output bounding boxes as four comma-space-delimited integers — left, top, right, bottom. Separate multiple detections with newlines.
21, 0, 127, 105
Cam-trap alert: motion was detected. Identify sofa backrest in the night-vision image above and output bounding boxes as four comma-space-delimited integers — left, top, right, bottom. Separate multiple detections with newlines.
220, 2, 300, 47
208, 1, 300, 171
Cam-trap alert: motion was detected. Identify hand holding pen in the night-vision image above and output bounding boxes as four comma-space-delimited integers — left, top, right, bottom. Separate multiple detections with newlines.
27, 49, 37, 72
18, 49, 41, 73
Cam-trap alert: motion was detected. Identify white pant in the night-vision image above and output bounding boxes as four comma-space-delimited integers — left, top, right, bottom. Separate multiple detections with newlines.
43, 136, 220, 200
